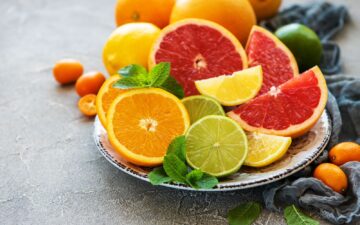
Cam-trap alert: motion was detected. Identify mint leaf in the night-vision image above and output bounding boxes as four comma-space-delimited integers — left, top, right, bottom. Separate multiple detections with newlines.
118, 64, 147, 77
163, 154, 187, 183
113, 74, 151, 89
227, 202, 262, 225
148, 167, 172, 185
160, 76, 184, 99
192, 173, 218, 189
185, 169, 203, 189
284, 205, 319, 225
166, 136, 186, 162
149, 62, 170, 86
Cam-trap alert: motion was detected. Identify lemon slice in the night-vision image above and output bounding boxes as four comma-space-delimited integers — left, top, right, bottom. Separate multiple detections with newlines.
195, 66, 263, 106
185, 115, 248, 177
244, 132, 292, 167
182, 95, 225, 124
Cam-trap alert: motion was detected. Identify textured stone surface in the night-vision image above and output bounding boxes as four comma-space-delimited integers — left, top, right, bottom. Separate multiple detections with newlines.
0, 0, 358, 224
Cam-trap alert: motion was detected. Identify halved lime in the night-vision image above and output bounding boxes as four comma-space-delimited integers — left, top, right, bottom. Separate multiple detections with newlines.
244, 132, 292, 167
185, 115, 248, 177
182, 95, 225, 124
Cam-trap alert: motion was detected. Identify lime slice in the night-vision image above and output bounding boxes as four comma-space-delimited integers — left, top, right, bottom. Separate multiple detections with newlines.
195, 66, 263, 106
244, 132, 292, 167
182, 95, 225, 124
185, 115, 248, 177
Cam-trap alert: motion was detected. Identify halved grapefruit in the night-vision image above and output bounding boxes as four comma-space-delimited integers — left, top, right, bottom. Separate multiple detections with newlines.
228, 66, 328, 138
149, 19, 248, 96
246, 26, 299, 96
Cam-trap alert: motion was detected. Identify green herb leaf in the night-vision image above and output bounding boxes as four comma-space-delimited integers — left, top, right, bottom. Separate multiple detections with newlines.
113, 74, 150, 89
192, 173, 218, 189
148, 167, 172, 185
149, 62, 171, 86
160, 75, 184, 99
227, 202, 262, 225
118, 64, 147, 77
284, 205, 319, 225
166, 136, 186, 162
185, 169, 203, 189
163, 154, 187, 183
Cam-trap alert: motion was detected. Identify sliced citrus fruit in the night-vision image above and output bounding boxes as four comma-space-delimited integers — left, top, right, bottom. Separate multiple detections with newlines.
185, 115, 248, 177
195, 66, 263, 106
78, 94, 97, 116
246, 25, 299, 96
149, 18, 248, 96
107, 88, 190, 166
228, 66, 328, 138
244, 132, 292, 167
96, 75, 126, 128
182, 95, 225, 124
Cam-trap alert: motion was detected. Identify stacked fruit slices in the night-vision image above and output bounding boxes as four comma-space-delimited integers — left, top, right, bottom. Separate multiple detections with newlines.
96, 19, 328, 188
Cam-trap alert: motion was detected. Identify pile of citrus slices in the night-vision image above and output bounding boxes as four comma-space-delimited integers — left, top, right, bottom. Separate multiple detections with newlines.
96, 19, 328, 183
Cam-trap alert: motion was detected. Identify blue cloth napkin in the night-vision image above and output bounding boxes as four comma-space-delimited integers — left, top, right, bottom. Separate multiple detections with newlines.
259, 2, 360, 224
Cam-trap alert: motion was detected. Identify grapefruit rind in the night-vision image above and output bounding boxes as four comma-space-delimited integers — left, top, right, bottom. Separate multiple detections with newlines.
148, 18, 248, 70
246, 25, 299, 77
228, 66, 328, 138
106, 88, 190, 167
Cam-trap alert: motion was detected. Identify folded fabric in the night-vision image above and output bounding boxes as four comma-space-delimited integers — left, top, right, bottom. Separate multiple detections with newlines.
260, 2, 360, 224
260, 1, 349, 74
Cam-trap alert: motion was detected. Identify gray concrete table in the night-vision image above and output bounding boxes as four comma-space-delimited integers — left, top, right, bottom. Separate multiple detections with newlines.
0, 0, 358, 224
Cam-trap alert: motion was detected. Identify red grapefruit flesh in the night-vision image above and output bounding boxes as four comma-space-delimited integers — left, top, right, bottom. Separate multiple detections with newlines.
149, 19, 248, 96
228, 66, 328, 138
246, 26, 299, 96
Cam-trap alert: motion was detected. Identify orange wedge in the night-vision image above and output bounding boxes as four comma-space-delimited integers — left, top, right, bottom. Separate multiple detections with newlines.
107, 88, 190, 166
96, 75, 126, 128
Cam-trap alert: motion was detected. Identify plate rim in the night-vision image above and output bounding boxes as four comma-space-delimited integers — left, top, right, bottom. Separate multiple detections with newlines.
93, 111, 332, 192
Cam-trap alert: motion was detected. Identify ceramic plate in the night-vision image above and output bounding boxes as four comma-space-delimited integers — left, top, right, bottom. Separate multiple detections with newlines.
94, 111, 332, 191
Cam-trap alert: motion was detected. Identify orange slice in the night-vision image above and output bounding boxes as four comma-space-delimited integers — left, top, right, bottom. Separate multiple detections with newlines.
107, 88, 190, 166
96, 75, 126, 128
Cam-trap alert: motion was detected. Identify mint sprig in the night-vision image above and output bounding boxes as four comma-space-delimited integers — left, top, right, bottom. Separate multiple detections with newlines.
113, 63, 184, 99
148, 135, 218, 189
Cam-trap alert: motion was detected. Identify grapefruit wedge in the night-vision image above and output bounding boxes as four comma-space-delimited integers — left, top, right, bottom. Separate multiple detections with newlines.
246, 26, 299, 96
149, 19, 248, 96
228, 66, 328, 138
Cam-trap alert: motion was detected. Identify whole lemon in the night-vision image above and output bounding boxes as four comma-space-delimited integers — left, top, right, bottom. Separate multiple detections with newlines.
249, 0, 282, 21
102, 23, 161, 75
170, 0, 256, 45
115, 0, 175, 28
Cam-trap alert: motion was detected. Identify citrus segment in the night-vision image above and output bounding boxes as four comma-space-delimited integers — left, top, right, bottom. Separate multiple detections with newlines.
195, 66, 263, 106
244, 132, 292, 167
96, 75, 126, 128
182, 95, 225, 124
107, 88, 190, 166
246, 26, 298, 96
228, 66, 328, 137
185, 115, 248, 177
149, 19, 248, 96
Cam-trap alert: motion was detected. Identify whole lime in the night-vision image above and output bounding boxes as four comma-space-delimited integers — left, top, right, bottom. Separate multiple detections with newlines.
275, 23, 323, 71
